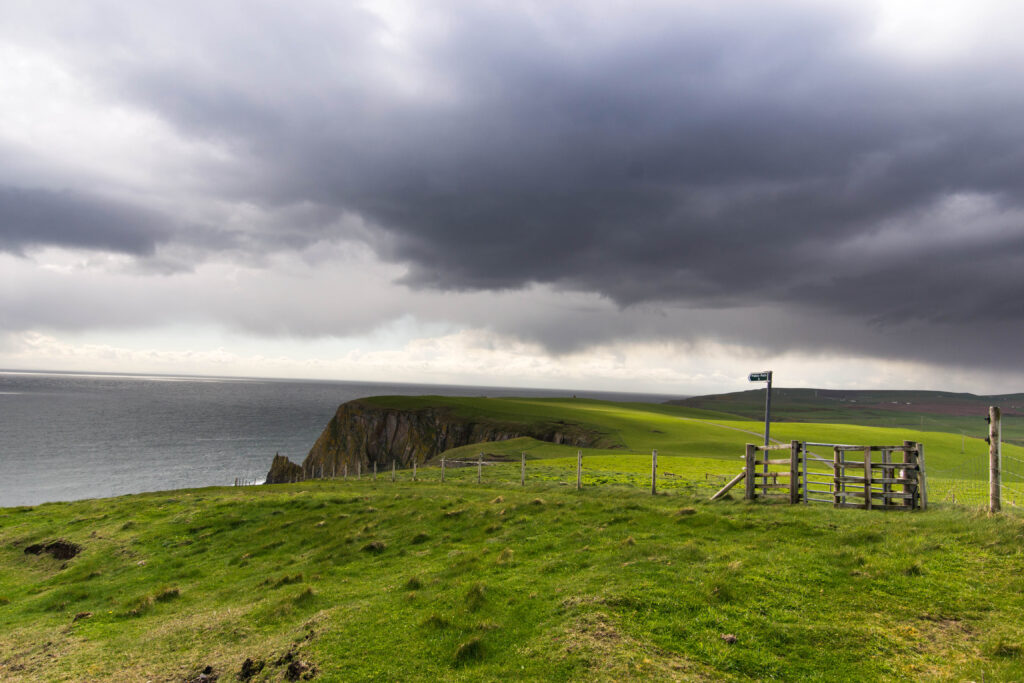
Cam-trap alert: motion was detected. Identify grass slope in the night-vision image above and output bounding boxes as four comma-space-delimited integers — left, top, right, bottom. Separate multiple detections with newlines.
3, 481, 1024, 681
3, 396, 1023, 680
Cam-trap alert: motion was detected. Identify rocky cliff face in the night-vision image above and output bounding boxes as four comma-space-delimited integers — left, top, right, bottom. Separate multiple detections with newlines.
265, 399, 603, 484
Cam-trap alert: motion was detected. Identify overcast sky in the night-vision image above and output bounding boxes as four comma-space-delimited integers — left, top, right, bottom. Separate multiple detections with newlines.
2, 0, 1024, 395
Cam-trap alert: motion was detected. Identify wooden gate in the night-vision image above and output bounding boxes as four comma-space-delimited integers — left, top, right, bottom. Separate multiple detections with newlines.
711, 440, 927, 511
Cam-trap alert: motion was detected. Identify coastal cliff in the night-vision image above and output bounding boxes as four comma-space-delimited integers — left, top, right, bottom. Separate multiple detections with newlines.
265, 397, 608, 484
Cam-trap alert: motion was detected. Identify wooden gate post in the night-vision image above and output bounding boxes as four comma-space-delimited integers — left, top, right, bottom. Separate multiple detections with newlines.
833, 446, 841, 508
651, 449, 658, 495
577, 450, 582, 491
789, 441, 800, 504
990, 406, 1001, 513
902, 440, 917, 509
864, 447, 872, 511
744, 444, 756, 500
917, 443, 928, 510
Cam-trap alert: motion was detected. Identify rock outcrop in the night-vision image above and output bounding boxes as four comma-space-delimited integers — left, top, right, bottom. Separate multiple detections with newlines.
265, 398, 608, 484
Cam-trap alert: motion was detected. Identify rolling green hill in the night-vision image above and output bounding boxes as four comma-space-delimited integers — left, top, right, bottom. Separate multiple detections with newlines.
3, 397, 1023, 681
670, 388, 1024, 446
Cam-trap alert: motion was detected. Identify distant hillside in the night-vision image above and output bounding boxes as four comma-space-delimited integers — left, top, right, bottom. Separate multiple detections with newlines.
668, 388, 1024, 445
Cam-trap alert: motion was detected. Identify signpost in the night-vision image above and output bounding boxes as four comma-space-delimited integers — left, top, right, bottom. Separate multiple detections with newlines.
749, 370, 773, 447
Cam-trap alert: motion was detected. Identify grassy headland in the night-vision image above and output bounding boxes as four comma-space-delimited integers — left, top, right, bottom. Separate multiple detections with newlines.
2, 397, 1023, 681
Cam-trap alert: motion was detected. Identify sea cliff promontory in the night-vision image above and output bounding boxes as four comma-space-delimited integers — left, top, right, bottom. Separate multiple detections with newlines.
265, 396, 612, 484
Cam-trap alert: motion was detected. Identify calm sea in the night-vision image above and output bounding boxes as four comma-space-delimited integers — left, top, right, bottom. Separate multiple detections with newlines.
0, 370, 677, 507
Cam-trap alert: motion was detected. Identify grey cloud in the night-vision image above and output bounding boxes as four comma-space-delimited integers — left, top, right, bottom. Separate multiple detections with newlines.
4, 1, 1024, 369
0, 187, 171, 255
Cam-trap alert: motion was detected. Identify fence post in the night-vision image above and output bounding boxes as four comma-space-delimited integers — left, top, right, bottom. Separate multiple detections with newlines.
990, 406, 1001, 513
832, 446, 841, 508
744, 444, 756, 500
902, 440, 917, 509
344, 463, 348, 480
521, 452, 525, 486
917, 443, 928, 511
391, 460, 396, 482
651, 449, 658, 495
477, 453, 482, 484
413, 461, 417, 482
357, 461, 361, 480
441, 457, 446, 483
577, 450, 582, 491
374, 461, 378, 481
789, 441, 800, 504
863, 447, 872, 511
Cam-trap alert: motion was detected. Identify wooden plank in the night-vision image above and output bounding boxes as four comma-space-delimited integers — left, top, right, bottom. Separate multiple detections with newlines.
759, 444, 795, 451
756, 483, 790, 490
918, 442, 928, 510
710, 470, 746, 501
745, 445, 757, 500
756, 458, 797, 466
753, 471, 794, 478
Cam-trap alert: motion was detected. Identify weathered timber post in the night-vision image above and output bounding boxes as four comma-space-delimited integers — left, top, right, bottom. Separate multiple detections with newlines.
441, 457, 446, 483
413, 461, 417, 481
477, 453, 482, 484
902, 440, 917, 509
864, 447, 872, 511
577, 450, 582, 491
917, 443, 928, 510
521, 452, 526, 486
391, 460, 396, 482
357, 461, 361, 480
990, 406, 1001, 513
344, 463, 348, 480
373, 461, 377, 481
833, 446, 841, 508
651, 449, 658, 495
881, 449, 891, 507
789, 441, 800, 504
744, 444, 756, 500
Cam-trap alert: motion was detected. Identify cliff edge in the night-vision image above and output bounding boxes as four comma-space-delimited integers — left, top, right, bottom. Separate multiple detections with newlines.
265, 397, 610, 484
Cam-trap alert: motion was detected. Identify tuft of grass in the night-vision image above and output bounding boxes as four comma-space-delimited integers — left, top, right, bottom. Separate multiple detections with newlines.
405, 576, 423, 591
410, 532, 430, 544
361, 541, 386, 554
465, 583, 486, 612
453, 636, 484, 665
496, 548, 514, 566
422, 613, 450, 629
154, 587, 180, 602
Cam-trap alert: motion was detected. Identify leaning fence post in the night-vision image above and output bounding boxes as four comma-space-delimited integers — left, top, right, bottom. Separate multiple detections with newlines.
990, 406, 1001, 513
744, 444, 756, 500
521, 452, 525, 486
577, 450, 583, 491
441, 457, 446, 483
651, 449, 658, 495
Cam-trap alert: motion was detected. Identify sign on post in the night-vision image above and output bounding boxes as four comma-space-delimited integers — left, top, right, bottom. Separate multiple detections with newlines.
749, 370, 773, 448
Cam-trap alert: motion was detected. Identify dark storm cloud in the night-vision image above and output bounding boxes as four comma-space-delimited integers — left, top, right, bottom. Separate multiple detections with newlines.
6, 1, 1024, 367
0, 187, 171, 255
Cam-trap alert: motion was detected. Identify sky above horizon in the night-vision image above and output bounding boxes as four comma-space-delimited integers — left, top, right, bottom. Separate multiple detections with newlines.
3, 0, 1024, 396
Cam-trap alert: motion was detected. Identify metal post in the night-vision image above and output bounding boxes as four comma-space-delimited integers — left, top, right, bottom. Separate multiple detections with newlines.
990, 406, 1001, 513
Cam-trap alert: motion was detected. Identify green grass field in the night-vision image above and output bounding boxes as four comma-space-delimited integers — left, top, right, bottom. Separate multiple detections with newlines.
3, 396, 1024, 681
